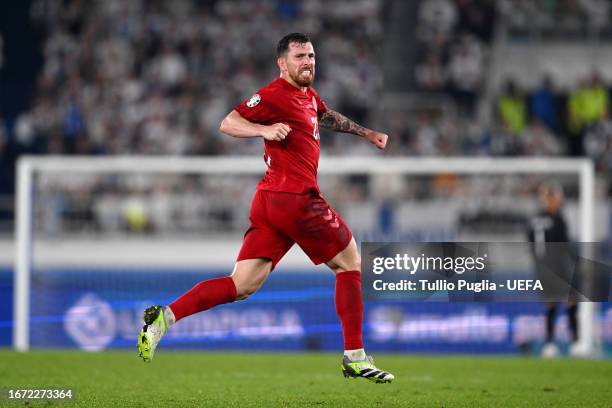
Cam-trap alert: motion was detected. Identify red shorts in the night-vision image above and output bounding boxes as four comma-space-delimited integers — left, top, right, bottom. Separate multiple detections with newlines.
237, 189, 353, 268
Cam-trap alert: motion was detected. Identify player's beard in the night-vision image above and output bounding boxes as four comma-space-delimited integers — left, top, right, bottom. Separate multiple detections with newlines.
291, 67, 315, 87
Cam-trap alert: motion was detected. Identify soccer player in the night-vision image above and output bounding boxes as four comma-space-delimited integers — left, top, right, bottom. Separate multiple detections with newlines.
138, 33, 394, 383
527, 181, 580, 358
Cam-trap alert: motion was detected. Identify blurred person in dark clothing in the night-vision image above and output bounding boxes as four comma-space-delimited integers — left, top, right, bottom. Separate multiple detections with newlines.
527, 181, 581, 357
456, 0, 495, 42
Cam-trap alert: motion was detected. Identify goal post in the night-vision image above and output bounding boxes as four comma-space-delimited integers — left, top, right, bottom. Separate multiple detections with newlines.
14, 156, 598, 353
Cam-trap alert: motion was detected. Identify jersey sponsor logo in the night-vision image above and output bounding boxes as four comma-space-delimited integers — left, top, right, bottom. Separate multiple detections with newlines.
246, 93, 261, 107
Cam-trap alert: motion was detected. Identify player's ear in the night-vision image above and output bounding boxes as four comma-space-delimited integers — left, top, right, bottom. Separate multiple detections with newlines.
277, 57, 286, 72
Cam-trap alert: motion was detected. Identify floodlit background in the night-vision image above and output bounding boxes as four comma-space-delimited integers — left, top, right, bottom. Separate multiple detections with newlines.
0, 0, 611, 357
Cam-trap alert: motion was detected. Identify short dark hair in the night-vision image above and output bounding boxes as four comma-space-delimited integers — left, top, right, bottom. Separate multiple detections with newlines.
277, 33, 311, 58
539, 180, 564, 199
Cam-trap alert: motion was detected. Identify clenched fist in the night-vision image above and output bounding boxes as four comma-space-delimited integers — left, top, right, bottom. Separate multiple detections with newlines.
365, 131, 388, 150
261, 123, 291, 141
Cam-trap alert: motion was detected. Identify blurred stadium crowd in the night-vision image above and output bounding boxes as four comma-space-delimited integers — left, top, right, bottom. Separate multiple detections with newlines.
7, 0, 383, 157
0, 0, 611, 236
407, 0, 612, 170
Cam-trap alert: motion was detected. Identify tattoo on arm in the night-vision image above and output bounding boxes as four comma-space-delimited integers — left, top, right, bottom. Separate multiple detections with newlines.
319, 110, 369, 137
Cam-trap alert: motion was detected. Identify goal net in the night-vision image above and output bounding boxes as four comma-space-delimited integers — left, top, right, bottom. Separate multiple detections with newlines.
13, 156, 606, 355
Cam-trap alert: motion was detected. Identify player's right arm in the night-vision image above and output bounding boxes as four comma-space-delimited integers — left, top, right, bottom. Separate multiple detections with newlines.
219, 110, 291, 141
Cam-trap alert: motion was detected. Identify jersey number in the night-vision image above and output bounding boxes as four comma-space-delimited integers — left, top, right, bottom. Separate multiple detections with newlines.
311, 116, 319, 140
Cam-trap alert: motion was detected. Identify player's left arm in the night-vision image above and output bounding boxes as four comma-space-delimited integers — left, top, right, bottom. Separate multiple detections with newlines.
318, 109, 388, 149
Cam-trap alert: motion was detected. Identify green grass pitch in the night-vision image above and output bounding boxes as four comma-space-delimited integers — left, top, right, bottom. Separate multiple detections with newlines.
0, 350, 610, 407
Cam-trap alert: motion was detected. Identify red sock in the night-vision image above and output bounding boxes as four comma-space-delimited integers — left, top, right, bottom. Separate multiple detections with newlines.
169, 276, 237, 322
335, 271, 364, 350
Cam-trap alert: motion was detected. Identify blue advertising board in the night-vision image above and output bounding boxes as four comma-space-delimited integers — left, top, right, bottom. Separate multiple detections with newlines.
0, 268, 611, 355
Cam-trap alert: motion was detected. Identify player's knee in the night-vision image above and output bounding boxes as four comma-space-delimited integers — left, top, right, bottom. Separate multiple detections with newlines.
347, 259, 361, 273
231, 259, 272, 300
345, 254, 361, 272
326, 237, 361, 273
235, 282, 260, 300
333, 258, 361, 274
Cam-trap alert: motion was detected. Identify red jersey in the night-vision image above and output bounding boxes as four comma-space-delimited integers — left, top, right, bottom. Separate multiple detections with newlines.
234, 77, 328, 194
